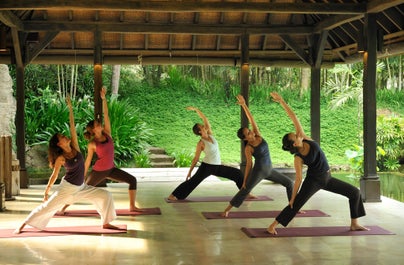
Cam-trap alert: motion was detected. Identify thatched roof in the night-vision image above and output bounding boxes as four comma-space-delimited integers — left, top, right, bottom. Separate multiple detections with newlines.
0, 0, 403, 67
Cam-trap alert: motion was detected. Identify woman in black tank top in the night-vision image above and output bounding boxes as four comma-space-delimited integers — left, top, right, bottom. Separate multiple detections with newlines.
267, 92, 367, 235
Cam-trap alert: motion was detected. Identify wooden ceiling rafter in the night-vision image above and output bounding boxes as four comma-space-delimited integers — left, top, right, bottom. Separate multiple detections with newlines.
0, 0, 402, 67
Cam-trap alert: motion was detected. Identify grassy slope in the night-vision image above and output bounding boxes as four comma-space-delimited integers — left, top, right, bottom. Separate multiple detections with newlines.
129, 86, 364, 167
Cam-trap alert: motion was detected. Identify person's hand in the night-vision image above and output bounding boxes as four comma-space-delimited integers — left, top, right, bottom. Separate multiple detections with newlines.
236, 94, 246, 105
289, 198, 295, 209
186, 106, 197, 111
270, 92, 282, 103
100, 86, 107, 99
186, 173, 192, 180
43, 193, 49, 202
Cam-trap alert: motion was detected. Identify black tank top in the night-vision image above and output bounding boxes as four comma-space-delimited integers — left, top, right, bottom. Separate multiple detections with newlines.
296, 140, 329, 178
64, 152, 85, 186
250, 138, 271, 166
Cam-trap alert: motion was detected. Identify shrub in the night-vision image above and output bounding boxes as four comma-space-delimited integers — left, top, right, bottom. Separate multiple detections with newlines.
172, 150, 193, 167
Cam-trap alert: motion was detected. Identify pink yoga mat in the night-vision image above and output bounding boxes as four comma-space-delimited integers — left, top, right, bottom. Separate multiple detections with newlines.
54, 207, 161, 217
165, 195, 273, 203
202, 209, 329, 219
0, 225, 127, 238
241, 225, 395, 238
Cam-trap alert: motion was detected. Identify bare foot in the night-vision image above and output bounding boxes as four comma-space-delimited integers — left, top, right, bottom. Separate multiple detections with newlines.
267, 224, 277, 235
298, 210, 306, 214
247, 194, 257, 199
221, 211, 229, 218
58, 204, 70, 215
130, 207, 144, 212
14, 228, 22, 234
167, 194, 178, 201
103, 223, 123, 230
350, 224, 369, 231
14, 223, 26, 234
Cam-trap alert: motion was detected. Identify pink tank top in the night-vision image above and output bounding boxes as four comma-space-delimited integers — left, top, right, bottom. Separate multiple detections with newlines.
92, 133, 115, 171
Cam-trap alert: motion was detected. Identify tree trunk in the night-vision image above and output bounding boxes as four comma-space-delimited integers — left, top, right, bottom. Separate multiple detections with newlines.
301, 68, 310, 96
111, 65, 121, 97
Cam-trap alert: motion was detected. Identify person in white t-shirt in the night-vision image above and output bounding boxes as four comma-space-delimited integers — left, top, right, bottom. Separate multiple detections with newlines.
168, 107, 245, 200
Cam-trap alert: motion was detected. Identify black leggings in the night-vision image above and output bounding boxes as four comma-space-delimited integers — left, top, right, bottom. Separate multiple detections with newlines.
86, 167, 137, 190
276, 171, 366, 227
171, 162, 243, 200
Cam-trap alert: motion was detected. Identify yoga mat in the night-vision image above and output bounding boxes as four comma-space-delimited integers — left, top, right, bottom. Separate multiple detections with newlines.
165, 195, 273, 203
0, 225, 127, 238
202, 209, 329, 219
54, 207, 161, 217
241, 225, 395, 238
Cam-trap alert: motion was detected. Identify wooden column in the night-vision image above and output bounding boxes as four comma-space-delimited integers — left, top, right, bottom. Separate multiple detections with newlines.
15, 66, 28, 188
240, 33, 250, 173
310, 68, 321, 143
94, 31, 103, 122
360, 13, 381, 202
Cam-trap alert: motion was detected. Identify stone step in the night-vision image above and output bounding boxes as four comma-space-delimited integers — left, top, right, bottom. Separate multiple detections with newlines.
149, 154, 174, 163
151, 161, 174, 168
147, 146, 167, 155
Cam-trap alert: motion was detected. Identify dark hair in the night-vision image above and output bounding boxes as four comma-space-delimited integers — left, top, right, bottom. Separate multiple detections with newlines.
84, 120, 95, 140
282, 133, 298, 155
237, 127, 248, 147
192, 123, 201, 136
48, 133, 63, 168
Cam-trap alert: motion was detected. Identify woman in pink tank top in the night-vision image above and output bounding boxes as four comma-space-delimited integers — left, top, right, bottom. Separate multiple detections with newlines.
62, 87, 141, 213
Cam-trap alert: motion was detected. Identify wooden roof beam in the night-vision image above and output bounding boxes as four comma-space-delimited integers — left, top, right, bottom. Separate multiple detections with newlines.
25, 31, 59, 64
0, 1, 367, 14
23, 22, 313, 35
279, 34, 311, 66
0, 10, 24, 29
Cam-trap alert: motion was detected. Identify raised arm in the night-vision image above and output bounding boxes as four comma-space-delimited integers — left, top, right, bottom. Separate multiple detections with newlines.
186, 106, 212, 135
270, 92, 309, 140
236, 94, 261, 137
101, 87, 112, 136
66, 95, 80, 151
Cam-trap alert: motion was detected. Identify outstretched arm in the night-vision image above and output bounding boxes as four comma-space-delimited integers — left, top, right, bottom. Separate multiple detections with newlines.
187, 106, 212, 135
186, 140, 204, 180
270, 92, 309, 140
101, 87, 112, 136
66, 95, 80, 151
236, 94, 261, 137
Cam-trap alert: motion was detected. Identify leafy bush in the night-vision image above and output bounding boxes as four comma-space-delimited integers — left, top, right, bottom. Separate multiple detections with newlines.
172, 150, 193, 167
376, 115, 404, 171
345, 114, 404, 174
25, 86, 92, 151
133, 149, 151, 168
107, 98, 152, 166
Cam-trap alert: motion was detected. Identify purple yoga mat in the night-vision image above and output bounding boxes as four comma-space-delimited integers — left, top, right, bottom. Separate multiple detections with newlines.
0, 225, 127, 238
241, 225, 395, 238
54, 207, 161, 217
165, 195, 273, 203
202, 209, 329, 219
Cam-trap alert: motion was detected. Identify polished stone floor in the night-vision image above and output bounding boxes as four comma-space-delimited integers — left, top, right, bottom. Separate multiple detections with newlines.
1, 177, 403, 265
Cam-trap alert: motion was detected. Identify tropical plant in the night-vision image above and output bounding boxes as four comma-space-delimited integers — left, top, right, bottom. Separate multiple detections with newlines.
376, 115, 404, 171
133, 149, 152, 168
107, 98, 153, 166
171, 150, 193, 167
345, 145, 386, 179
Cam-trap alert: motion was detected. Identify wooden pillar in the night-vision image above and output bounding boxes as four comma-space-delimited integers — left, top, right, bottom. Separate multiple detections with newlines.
240, 33, 250, 173
94, 31, 103, 122
360, 13, 381, 202
310, 67, 321, 143
15, 66, 28, 188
